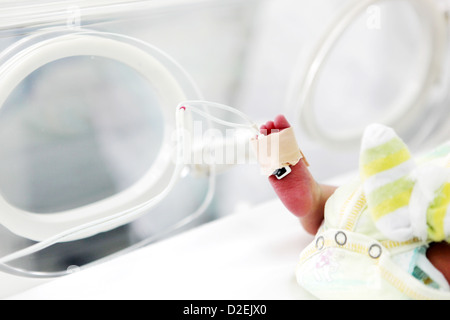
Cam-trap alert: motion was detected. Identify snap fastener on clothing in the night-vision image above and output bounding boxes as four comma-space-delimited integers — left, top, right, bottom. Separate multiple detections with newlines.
369, 244, 382, 259
316, 236, 325, 250
335, 231, 347, 246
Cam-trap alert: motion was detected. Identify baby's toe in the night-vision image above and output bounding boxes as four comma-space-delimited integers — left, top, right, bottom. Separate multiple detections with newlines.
273, 115, 291, 131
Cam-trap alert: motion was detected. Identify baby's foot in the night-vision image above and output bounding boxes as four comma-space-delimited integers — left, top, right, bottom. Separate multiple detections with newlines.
261, 115, 324, 234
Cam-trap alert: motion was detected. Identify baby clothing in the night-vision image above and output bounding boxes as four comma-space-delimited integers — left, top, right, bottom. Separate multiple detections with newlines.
360, 124, 450, 243
296, 124, 450, 300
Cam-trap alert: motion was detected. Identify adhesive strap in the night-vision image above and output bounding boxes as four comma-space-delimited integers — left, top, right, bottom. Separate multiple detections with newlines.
250, 127, 308, 176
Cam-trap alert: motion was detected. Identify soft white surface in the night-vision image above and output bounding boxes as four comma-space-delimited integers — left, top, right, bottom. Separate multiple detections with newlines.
9, 199, 316, 300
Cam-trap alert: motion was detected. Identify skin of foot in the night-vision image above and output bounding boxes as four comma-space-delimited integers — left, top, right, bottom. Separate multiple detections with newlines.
260, 115, 336, 235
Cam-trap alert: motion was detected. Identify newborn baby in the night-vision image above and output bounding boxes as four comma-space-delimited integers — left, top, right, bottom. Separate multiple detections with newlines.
257, 115, 450, 299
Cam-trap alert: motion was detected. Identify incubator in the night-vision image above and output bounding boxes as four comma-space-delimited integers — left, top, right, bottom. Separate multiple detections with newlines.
0, 0, 449, 299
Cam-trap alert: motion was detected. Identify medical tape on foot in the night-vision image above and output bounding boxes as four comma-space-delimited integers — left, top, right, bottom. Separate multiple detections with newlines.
250, 127, 308, 176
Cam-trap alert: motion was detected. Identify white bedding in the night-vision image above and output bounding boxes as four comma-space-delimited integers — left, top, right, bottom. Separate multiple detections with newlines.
9, 199, 317, 300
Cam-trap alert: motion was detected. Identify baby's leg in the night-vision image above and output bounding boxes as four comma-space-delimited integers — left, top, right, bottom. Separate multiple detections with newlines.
261, 115, 336, 234
427, 242, 450, 284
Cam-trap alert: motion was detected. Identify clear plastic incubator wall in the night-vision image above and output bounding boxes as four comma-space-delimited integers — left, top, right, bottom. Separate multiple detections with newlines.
0, 0, 449, 298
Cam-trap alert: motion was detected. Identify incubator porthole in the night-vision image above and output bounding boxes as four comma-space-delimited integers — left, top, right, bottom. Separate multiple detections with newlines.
314, 0, 429, 135
0, 55, 164, 213
291, 0, 446, 147
0, 30, 204, 242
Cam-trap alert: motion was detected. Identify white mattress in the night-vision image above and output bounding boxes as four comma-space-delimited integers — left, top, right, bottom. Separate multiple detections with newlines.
9, 199, 318, 300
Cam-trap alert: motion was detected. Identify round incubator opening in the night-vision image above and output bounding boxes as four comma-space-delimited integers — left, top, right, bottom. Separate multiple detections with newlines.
0, 30, 204, 242
289, 0, 447, 148
0, 55, 164, 213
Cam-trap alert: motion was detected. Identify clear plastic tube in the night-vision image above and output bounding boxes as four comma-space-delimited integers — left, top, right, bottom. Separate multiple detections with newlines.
180, 100, 260, 135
